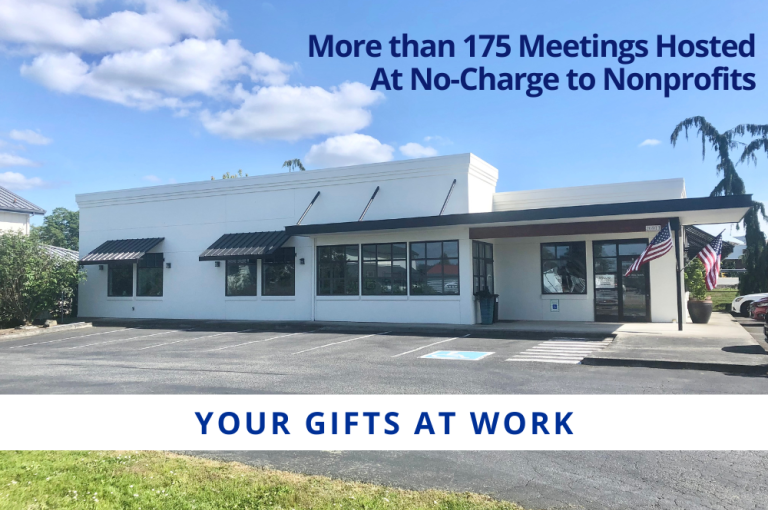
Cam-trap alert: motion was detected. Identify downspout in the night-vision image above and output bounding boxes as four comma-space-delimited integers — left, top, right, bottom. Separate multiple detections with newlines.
312, 235, 316, 322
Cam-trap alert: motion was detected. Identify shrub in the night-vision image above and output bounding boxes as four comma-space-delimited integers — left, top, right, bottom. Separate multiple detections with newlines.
684, 258, 708, 301
0, 230, 85, 325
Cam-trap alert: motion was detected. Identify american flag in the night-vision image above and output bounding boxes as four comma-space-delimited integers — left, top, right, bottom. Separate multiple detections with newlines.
624, 222, 674, 276
696, 233, 723, 290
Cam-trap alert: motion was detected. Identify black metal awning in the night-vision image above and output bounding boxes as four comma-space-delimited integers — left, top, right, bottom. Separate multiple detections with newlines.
198, 231, 290, 261
79, 238, 164, 265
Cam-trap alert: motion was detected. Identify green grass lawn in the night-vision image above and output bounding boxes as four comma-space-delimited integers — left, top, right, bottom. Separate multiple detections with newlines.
0, 451, 524, 510
708, 288, 738, 312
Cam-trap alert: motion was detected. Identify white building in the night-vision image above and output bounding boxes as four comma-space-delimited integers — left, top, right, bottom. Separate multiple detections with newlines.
0, 186, 45, 234
76, 154, 751, 329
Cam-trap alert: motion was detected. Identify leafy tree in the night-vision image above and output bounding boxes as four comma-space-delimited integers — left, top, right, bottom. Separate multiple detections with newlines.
282, 159, 306, 172
671, 117, 767, 294
211, 169, 248, 180
31, 207, 79, 251
0, 230, 85, 325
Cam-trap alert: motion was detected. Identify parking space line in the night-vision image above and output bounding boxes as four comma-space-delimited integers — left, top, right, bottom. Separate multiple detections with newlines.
68, 329, 188, 349
390, 334, 470, 358
207, 331, 308, 352
292, 332, 391, 355
138, 329, 252, 351
9, 328, 137, 349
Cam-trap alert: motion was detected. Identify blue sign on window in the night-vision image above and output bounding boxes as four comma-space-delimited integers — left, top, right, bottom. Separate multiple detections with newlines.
420, 351, 494, 360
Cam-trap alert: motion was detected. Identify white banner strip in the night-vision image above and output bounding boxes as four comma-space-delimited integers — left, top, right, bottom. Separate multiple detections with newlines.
2, 395, 767, 450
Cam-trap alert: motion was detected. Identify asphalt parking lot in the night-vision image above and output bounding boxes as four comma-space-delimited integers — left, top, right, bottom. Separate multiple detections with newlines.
2, 323, 768, 509
1, 322, 767, 395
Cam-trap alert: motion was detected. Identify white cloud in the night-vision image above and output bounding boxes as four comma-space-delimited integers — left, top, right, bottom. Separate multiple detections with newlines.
9, 129, 52, 145
21, 39, 292, 111
201, 82, 384, 141
6, 1, 384, 143
0, 153, 38, 167
639, 139, 661, 147
399, 142, 438, 158
0, 0, 224, 54
305, 134, 394, 168
0, 171, 49, 190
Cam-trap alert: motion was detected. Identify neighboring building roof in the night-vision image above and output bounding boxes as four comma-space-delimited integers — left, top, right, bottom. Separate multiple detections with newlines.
287, 195, 753, 236
43, 245, 79, 262
0, 186, 45, 215
684, 225, 735, 261
79, 238, 164, 265
199, 231, 290, 261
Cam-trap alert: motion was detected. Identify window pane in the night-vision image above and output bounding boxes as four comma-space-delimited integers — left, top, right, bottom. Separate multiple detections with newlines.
473, 242, 479, 257
263, 258, 295, 296
443, 276, 459, 295
541, 245, 556, 259
376, 243, 391, 261
594, 257, 617, 273
410, 242, 426, 259
556, 245, 571, 259
426, 242, 442, 258
345, 245, 359, 261
619, 242, 648, 256
137, 267, 163, 296
392, 243, 407, 260
108, 264, 133, 297
362, 244, 376, 261
486, 244, 493, 260
443, 241, 459, 258
318, 247, 330, 261
595, 243, 616, 257
226, 261, 258, 296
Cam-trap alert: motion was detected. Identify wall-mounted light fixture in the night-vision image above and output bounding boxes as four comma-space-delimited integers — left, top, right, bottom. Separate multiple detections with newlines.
299, 258, 305, 265
98, 265, 104, 271
166, 262, 172, 269
214, 261, 221, 267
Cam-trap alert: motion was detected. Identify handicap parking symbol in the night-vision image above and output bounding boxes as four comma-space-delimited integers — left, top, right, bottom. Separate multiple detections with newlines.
420, 350, 494, 360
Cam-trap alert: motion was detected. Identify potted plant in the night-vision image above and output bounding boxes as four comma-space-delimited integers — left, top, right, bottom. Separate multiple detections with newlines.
684, 258, 712, 324
474, 287, 497, 325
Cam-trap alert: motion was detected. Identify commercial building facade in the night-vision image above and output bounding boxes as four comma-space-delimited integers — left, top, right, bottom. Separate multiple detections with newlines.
77, 154, 751, 328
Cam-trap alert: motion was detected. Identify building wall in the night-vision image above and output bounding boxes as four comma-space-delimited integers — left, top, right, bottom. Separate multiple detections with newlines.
77, 155, 496, 323
0, 211, 30, 234
491, 231, 679, 323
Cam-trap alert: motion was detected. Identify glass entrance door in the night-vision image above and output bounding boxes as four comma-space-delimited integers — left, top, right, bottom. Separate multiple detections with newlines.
593, 240, 651, 322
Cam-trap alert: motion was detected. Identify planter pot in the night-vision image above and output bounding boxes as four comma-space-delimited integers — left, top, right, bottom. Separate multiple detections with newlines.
478, 296, 495, 325
687, 299, 713, 324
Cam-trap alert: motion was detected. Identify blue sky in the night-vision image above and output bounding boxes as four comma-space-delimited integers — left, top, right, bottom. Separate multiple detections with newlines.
0, 0, 765, 239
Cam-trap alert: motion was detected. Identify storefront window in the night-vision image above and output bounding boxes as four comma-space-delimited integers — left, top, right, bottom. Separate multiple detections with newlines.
226, 259, 258, 296
262, 248, 295, 296
409, 241, 460, 295
108, 263, 133, 297
362, 243, 407, 295
136, 253, 163, 297
541, 242, 587, 294
317, 245, 359, 295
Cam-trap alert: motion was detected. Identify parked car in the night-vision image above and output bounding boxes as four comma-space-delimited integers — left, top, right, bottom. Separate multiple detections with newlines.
731, 293, 768, 317
750, 297, 768, 321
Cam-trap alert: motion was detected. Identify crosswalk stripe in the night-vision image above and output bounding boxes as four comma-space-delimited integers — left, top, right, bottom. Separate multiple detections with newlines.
508, 338, 611, 364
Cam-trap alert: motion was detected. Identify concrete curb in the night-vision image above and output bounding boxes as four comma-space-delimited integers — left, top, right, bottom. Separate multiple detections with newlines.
0, 322, 92, 342
581, 356, 768, 374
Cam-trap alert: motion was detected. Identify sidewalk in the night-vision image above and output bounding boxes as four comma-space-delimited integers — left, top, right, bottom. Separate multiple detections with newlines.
582, 312, 768, 373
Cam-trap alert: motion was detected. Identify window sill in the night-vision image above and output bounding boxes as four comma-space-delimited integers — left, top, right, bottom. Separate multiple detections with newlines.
225, 296, 259, 301
316, 295, 361, 301
261, 296, 296, 301
540, 294, 589, 300
135, 297, 163, 301
361, 295, 409, 300
408, 295, 461, 300
107, 297, 133, 301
